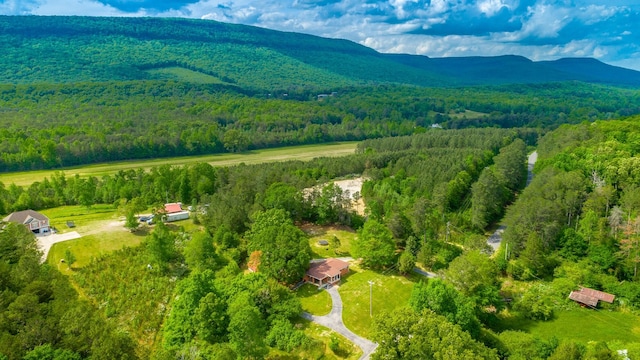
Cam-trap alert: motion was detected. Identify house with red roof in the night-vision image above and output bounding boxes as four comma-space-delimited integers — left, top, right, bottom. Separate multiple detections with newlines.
305, 258, 350, 287
569, 287, 615, 308
163, 203, 189, 222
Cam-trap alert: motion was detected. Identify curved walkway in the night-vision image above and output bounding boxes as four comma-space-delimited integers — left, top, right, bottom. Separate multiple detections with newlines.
302, 285, 378, 359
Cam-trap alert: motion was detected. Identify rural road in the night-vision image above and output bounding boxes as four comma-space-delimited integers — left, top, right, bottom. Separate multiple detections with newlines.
302, 285, 378, 360
37, 231, 81, 262
486, 150, 538, 252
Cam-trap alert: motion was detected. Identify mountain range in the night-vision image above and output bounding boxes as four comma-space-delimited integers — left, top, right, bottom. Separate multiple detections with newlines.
1, 15, 639, 89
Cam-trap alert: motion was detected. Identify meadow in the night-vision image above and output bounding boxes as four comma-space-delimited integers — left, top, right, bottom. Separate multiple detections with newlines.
338, 264, 420, 339
0, 142, 358, 187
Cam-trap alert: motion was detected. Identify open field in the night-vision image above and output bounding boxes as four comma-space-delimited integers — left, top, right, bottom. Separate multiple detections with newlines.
302, 223, 358, 259
338, 263, 419, 339
496, 308, 640, 346
42, 205, 199, 271
296, 283, 333, 316
0, 142, 358, 187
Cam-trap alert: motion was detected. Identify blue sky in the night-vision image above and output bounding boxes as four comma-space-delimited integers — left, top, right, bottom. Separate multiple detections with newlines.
2, 0, 639, 71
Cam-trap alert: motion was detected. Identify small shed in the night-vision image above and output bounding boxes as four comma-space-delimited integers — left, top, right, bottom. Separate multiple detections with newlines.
569, 287, 615, 308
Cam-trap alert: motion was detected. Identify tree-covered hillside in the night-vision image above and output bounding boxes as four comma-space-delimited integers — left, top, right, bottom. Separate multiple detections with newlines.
1, 16, 640, 88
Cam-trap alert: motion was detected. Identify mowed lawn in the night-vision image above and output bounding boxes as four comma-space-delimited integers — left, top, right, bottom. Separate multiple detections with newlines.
302, 223, 357, 259
42, 205, 144, 271
0, 142, 358, 187
296, 283, 332, 316
338, 264, 419, 339
497, 307, 640, 346
42, 205, 199, 272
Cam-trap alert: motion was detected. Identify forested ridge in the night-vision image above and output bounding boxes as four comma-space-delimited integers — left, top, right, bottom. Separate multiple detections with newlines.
2, 16, 640, 88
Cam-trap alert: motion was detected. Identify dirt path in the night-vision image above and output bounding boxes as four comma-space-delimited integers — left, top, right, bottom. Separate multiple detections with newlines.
302, 285, 377, 359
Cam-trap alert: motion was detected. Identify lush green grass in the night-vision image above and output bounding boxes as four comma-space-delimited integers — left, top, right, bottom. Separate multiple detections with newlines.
43, 205, 202, 271
497, 307, 640, 346
338, 263, 418, 339
0, 142, 358, 187
40, 204, 120, 233
146, 67, 226, 84
296, 283, 332, 316
302, 224, 357, 259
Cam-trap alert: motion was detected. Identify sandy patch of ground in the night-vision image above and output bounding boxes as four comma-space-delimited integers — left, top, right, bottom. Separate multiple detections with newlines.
304, 177, 367, 216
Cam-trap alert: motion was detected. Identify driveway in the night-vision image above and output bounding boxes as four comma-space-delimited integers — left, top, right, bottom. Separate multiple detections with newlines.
36, 231, 81, 262
486, 151, 538, 252
302, 285, 378, 359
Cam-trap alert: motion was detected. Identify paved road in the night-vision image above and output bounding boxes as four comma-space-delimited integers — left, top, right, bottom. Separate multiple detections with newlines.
302, 285, 378, 360
37, 231, 82, 262
486, 151, 537, 252
412, 267, 438, 278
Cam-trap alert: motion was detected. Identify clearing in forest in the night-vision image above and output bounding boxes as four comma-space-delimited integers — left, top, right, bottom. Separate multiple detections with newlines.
0, 142, 358, 187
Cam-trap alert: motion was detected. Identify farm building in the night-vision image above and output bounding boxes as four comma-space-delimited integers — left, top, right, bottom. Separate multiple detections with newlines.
305, 258, 350, 287
569, 287, 615, 308
164, 202, 189, 222
3, 210, 50, 234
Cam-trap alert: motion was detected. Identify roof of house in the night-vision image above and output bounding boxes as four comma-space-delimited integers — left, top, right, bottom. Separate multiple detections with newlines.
569, 291, 599, 307
569, 287, 615, 307
306, 258, 349, 280
578, 287, 615, 303
164, 203, 182, 213
3, 210, 48, 224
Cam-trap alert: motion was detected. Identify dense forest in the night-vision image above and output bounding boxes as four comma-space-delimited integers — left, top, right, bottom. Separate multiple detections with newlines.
0, 81, 638, 171
3, 117, 640, 358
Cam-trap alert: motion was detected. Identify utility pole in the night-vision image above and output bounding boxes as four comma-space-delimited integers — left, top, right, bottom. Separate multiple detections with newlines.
368, 280, 374, 317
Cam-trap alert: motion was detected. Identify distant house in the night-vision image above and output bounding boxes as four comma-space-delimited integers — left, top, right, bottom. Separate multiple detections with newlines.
3, 210, 50, 234
163, 203, 189, 222
569, 287, 615, 308
305, 258, 349, 287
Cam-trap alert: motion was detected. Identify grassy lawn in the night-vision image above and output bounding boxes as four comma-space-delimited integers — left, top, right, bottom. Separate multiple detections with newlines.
47, 232, 146, 273
296, 283, 332, 316
496, 307, 640, 346
302, 224, 357, 259
146, 67, 226, 84
42, 205, 202, 272
40, 204, 120, 233
0, 142, 358, 187
338, 263, 418, 339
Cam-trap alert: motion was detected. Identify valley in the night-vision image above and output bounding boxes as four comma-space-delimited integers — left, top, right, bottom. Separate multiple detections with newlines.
1, 15, 640, 360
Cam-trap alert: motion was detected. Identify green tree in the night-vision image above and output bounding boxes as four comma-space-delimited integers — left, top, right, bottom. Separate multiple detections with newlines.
372, 307, 498, 360
64, 248, 76, 270
227, 292, 268, 359
409, 279, 481, 337
398, 249, 416, 275
145, 222, 177, 268
353, 220, 396, 269
183, 232, 222, 272
246, 209, 311, 284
